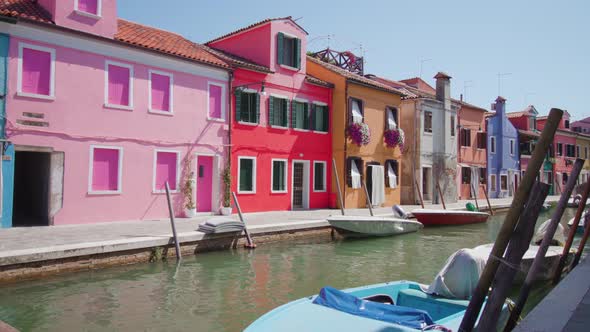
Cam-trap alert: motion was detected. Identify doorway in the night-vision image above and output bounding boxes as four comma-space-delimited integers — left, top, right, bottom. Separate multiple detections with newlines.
292, 161, 309, 210
196, 155, 214, 212
422, 166, 432, 201
13, 151, 51, 226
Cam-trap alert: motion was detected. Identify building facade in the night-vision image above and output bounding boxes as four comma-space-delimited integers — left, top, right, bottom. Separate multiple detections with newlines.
307, 55, 404, 209
0, 0, 231, 227
572, 117, 590, 135
537, 111, 575, 194
486, 97, 520, 198
456, 101, 487, 200
207, 18, 334, 213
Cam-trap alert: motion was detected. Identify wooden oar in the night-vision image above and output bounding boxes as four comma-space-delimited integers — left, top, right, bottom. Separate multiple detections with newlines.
232, 192, 256, 249
471, 182, 480, 211
482, 183, 494, 215
437, 181, 446, 210
415, 178, 425, 208
332, 158, 345, 215
362, 181, 374, 217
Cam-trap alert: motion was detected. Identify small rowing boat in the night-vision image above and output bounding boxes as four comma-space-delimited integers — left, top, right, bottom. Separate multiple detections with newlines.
411, 209, 490, 226
327, 215, 423, 237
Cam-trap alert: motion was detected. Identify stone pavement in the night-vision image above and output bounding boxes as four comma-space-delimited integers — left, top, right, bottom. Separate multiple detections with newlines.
0, 196, 559, 267
514, 255, 590, 332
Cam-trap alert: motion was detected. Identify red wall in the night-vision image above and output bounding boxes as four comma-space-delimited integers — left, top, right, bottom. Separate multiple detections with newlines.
509, 116, 528, 130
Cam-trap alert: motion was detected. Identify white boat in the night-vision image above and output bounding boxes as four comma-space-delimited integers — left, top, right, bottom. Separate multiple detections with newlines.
327, 215, 423, 237
567, 195, 589, 208
472, 243, 570, 282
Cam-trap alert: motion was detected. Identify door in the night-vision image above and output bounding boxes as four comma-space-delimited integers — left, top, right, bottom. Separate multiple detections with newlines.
292, 161, 309, 210
366, 165, 374, 205
196, 156, 213, 212
13, 151, 51, 226
422, 167, 432, 201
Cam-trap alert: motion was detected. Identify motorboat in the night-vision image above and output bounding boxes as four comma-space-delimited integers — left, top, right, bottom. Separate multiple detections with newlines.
411, 209, 489, 226
327, 215, 423, 237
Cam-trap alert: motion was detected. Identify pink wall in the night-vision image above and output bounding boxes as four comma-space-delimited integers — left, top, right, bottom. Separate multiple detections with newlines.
209, 24, 271, 68
6, 37, 228, 224
268, 20, 307, 73
38, 0, 118, 39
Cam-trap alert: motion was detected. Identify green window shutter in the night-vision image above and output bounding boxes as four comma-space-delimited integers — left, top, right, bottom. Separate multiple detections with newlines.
269, 96, 275, 126
295, 38, 301, 69
273, 161, 285, 191
310, 104, 315, 131
291, 101, 298, 128
284, 100, 290, 127
304, 103, 310, 130
314, 163, 324, 190
277, 33, 284, 65
235, 91, 242, 122
255, 93, 260, 123
322, 106, 329, 132
239, 159, 253, 191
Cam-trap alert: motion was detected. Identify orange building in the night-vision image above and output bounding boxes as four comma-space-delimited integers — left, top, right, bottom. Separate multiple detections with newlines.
457, 101, 488, 200
306, 54, 404, 209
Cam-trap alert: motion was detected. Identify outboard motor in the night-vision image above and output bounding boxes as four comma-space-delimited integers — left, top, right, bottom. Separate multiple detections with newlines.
392, 205, 408, 219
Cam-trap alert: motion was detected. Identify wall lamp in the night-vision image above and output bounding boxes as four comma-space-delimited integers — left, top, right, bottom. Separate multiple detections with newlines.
233, 81, 266, 96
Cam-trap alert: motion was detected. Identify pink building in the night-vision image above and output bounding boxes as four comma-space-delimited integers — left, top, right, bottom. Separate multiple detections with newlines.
0, 0, 231, 226
206, 18, 334, 213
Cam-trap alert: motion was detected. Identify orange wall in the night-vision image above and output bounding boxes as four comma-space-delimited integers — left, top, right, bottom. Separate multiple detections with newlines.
458, 104, 487, 199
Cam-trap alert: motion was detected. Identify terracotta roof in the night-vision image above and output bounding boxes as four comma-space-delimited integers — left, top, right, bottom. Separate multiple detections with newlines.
518, 129, 540, 138
204, 46, 272, 73
115, 20, 228, 68
458, 100, 488, 112
0, 0, 52, 23
307, 57, 405, 97
206, 16, 308, 45
305, 74, 334, 88
399, 77, 436, 95
507, 111, 529, 118
365, 75, 420, 99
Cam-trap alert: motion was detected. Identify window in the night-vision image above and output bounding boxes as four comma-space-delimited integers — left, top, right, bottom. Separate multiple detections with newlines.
349, 98, 363, 124
450, 116, 455, 137
347, 157, 363, 188
89, 146, 123, 194
477, 132, 487, 149
18, 43, 55, 99
565, 120, 570, 129
238, 157, 256, 193
208, 82, 225, 120
490, 136, 496, 153
75, 0, 101, 17
424, 111, 433, 133
385, 160, 399, 188
556, 143, 563, 156
530, 117, 537, 131
500, 174, 508, 191
566, 144, 576, 158
510, 139, 515, 155
277, 32, 301, 69
490, 174, 497, 191
586, 147, 589, 159
149, 70, 173, 114
236, 90, 259, 124
269, 95, 289, 128
460, 129, 472, 147
153, 151, 179, 193
386, 107, 398, 130
312, 103, 329, 132
462, 167, 471, 184
291, 100, 309, 130
480, 168, 487, 184
563, 173, 568, 184
313, 161, 327, 192
576, 145, 581, 158
105, 61, 133, 109
271, 159, 287, 193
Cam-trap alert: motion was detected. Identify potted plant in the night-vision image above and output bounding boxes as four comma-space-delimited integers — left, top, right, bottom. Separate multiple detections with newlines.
384, 127, 405, 152
347, 122, 371, 146
220, 165, 232, 215
182, 172, 197, 218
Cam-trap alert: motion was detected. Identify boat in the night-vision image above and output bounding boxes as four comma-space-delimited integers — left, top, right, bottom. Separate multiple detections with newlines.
567, 194, 589, 208
245, 249, 508, 331
327, 215, 423, 237
567, 211, 588, 235
411, 209, 490, 226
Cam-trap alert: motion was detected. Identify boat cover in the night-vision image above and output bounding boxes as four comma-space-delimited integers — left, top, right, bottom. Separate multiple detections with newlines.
312, 286, 435, 329
533, 220, 565, 246
427, 248, 486, 300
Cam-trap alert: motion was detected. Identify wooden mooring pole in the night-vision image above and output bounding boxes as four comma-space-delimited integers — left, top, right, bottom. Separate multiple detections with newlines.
332, 158, 345, 215
504, 158, 585, 332
415, 178, 425, 208
362, 181, 374, 216
482, 183, 494, 215
165, 182, 182, 260
571, 212, 590, 269
437, 181, 446, 210
477, 181, 550, 331
232, 192, 256, 249
552, 180, 590, 283
471, 182, 480, 211
459, 108, 563, 332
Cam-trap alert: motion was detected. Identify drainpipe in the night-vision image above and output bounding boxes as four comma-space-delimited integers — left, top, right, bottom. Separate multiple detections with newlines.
412, 99, 420, 204
227, 71, 233, 199
343, 80, 349, 209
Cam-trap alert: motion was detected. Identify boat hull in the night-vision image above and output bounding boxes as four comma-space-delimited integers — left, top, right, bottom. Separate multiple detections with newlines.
411, 209, 489, 226
327, 216, 423, 237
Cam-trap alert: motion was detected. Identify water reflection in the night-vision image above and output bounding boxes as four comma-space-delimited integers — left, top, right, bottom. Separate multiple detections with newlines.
0, 207, 580, 332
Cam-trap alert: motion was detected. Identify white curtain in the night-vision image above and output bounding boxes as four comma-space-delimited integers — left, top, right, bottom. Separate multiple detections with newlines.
508, 170, 514, 196
351, 161, 361, 189
387, 109, 397, 130
351, 100, 363, 124
470, 166, 479, 197
371, 165, 386, 206
387, 163, 397, 189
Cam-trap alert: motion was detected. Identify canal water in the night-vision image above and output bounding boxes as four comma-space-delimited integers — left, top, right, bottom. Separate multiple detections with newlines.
0, 207, 581, 331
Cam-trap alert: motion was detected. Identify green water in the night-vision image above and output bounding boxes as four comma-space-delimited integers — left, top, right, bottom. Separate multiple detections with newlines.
0, 207, 580, 332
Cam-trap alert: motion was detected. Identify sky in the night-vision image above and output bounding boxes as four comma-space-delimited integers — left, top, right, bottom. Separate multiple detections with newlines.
118, 0, 589, 120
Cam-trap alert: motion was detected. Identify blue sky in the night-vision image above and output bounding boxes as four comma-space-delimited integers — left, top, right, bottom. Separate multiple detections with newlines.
119, 0, 589, 120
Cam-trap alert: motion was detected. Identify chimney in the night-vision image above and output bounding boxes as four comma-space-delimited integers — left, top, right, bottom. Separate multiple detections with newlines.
495, 96, 506, 115
434, 72, 452, 110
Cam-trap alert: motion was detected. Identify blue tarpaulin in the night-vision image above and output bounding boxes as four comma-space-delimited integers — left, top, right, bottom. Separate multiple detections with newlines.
313, 286, 435, 330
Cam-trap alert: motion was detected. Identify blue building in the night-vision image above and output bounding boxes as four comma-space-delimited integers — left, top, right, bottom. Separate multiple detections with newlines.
486, 97, 520, 198
0, 33, 14, 229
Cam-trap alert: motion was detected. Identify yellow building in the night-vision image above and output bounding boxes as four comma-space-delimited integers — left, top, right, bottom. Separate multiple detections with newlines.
577, 133, 590, 183
307, 56, 404, 208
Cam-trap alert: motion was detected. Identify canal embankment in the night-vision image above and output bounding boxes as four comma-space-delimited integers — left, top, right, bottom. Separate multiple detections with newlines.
0, 196, 561, 283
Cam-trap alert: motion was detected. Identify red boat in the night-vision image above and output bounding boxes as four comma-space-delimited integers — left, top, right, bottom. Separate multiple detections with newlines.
411, 209, 490, 226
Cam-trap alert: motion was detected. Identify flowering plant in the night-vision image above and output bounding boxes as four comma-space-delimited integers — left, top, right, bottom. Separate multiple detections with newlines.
347, 122, 371, 146
384, 128, 405, 151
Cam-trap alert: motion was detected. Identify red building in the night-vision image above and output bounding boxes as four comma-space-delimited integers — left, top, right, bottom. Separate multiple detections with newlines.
207, 18, 333, 212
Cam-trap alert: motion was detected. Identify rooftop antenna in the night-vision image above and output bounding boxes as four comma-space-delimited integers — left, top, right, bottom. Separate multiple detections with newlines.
524, 92, 536, 106
419, 58, 432, 79
463, 80, 474, 101
497, 72, 512, 96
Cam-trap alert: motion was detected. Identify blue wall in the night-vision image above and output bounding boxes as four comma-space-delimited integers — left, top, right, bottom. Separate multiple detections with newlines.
487, 98, 520, 198
0, 33, 13, 228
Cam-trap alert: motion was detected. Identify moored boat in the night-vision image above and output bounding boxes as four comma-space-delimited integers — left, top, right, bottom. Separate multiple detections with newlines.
411, 209, 489, 226
567, 211, 588, 235
327, 216, 423, 237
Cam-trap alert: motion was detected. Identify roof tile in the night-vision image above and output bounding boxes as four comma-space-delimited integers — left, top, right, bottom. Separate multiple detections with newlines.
0, 0, 52, 23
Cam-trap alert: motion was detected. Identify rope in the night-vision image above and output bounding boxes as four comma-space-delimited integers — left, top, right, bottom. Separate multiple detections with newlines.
488, 254, 527, 273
